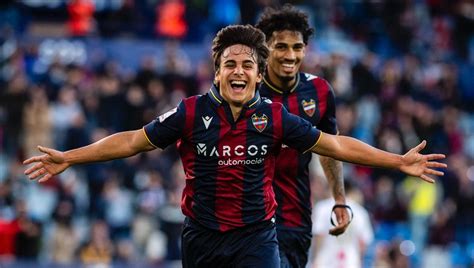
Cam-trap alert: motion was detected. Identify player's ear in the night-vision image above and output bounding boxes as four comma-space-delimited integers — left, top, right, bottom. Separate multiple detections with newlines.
256, 72, 262, 83
214, 69, 220, 85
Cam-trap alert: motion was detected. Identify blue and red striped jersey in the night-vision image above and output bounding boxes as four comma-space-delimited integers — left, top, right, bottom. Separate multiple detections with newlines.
143, 85, 321, 232
260, 72, 338, 232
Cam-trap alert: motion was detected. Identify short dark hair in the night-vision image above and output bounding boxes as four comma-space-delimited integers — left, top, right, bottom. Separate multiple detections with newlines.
255, 4, 314, 45
212, 24, 269, 75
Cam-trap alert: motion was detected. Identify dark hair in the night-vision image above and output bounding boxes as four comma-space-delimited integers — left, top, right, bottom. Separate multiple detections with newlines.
212, 24, 269, 75
255, 4, 314, 45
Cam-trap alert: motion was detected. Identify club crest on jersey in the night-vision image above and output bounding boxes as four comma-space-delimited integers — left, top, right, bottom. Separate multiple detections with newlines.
251, 114, 268, 132
302, 99, 316, 117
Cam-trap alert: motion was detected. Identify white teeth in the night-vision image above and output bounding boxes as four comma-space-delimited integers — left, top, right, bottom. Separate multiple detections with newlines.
232, 81, 246, 85
282, 63, 295, 68
231, 81, 246, 86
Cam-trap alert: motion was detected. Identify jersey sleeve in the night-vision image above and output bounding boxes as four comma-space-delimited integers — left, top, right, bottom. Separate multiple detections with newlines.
143, 101, 186, 149
282, 105, 321, 153
318, 81, 338, 135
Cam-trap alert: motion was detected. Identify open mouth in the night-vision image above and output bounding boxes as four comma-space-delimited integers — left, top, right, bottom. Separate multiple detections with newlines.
230, 80, 247, 92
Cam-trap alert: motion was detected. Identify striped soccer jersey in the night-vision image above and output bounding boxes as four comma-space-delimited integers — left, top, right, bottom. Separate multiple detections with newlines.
143, 85, 321, 232
260, 72, 338, 232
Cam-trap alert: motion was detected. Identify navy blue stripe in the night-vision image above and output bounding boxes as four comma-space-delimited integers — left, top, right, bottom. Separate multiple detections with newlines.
191, 97, 219, 230
273, 95, 290, 225
295, 82, 317, 230
241, 106, 272, 224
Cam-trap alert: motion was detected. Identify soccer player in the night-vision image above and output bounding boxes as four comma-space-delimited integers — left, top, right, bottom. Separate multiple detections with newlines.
255, 5, 348, 267
24, 25, 446, 267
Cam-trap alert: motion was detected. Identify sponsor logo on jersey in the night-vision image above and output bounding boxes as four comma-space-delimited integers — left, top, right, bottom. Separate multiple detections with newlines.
196, 144, 268, 166
302, 99, 316, 117
251, 114, 268, 132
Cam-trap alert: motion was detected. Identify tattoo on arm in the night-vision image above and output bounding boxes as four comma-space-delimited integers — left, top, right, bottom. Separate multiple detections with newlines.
319, 155, 345, 203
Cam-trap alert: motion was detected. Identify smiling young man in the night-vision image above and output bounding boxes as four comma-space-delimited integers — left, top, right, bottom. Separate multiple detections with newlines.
255, 5, 353, 267
24, 25, 446, 267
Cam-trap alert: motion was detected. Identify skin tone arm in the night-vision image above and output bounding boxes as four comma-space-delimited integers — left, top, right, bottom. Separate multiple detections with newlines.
319, 156, 348, 236
23, 129, 155, 182
311, 134, 447, 183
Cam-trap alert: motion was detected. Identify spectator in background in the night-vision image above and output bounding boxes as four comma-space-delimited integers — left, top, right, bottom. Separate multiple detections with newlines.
401, 175, 439, 267
67, 0, 95, 37
155, 0, 187, 39
102, 175, 134, 241
49, 199, 79, 265
13, 200, 42, 261
22, 85, 52, 158
0, 72, 29, 158
310, 179, 373, 268
50, 85, 83, 150
79, 220, 113, 266
372, 176, 409, 242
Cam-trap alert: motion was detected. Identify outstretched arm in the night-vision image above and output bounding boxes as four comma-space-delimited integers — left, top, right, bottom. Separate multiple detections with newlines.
24, 129, 155, 182
311, 134, 446, 183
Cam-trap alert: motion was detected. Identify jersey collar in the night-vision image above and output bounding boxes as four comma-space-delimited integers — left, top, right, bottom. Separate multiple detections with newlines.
262, 70, 300, 94
208, 84, 261, 108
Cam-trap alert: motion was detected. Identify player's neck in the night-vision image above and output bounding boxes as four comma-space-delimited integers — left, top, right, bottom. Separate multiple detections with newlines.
267, 70, 297, 92
229, 104, 242, 121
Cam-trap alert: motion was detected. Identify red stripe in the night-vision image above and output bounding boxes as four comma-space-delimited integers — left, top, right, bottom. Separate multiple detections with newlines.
272, 94, 283, 107
179, 97, 197, 219
262, 105, 282, 220
214, 107, 245, 231
313, 78, 329, 119
287, 92, 300, 116
280, 93, 301, 226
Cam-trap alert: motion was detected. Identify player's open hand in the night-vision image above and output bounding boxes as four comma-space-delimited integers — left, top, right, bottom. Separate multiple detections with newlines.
329, 204, 352, 236
23, 146, 69, 183
400, 140, 447, 183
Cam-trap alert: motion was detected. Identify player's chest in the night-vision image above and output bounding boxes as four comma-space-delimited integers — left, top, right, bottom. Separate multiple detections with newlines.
266, 91, 323, 125
187, 108, 276, 158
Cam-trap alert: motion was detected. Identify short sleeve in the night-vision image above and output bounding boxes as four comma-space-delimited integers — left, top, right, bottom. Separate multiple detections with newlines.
282, 106, 321, 153
143, 101, 186, 149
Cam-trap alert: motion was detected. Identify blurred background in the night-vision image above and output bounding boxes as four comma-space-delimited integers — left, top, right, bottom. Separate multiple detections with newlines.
0, 0, 473, 267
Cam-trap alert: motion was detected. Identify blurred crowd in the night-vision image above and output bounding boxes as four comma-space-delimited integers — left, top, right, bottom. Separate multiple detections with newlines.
0, 0, 473, 267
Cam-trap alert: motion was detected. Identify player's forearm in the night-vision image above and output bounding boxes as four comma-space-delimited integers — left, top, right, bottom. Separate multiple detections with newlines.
313, 134, 403, 170
64, 130, 149, 165
319, 156, 345, 203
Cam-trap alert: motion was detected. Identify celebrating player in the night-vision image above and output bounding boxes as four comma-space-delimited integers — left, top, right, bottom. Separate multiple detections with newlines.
256, 4, 348, 267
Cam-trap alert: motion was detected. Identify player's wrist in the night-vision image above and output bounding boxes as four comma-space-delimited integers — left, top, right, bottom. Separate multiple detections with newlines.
334, 196, 346, 205
330, 204, 354, 226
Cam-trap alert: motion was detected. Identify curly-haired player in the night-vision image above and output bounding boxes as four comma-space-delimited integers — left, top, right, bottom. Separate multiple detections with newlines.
256, 4, 350, 267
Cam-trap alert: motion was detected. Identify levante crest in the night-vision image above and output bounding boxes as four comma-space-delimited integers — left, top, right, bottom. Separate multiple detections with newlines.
301, 99, 316, 117
251, 114, 268, 132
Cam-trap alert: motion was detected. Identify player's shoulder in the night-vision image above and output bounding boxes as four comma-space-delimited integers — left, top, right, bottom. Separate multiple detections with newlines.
184, 94, 203, 101
259, 97, 284, 109
300, 72, 334, 94
301, 72, 330, 85
181, 94, 205, 105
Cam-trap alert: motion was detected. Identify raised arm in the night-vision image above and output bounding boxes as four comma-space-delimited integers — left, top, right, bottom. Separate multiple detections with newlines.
24, 129, 155, 182
311, 134, 447, 183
